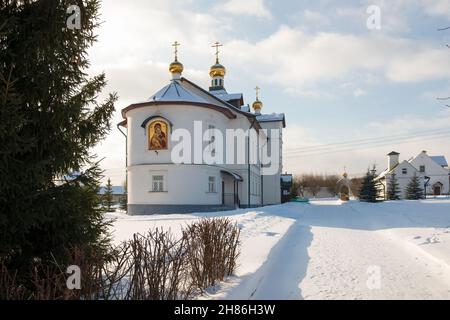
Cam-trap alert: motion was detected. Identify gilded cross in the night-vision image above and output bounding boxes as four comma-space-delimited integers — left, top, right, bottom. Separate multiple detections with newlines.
212, 41, 223, 63
255, 86, 260, 101
172, 41, 180, 60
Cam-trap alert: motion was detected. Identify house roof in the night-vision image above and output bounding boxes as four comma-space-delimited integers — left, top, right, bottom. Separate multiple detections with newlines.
257, 113, 286, 128
210, 89, 243, 102
149, 80, 211, 105
430, 156, 448, 167
375, 160, 418, 181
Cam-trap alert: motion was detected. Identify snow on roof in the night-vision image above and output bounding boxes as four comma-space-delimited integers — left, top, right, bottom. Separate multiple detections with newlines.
240, 105, 250, 112
257, 113, 285, 122
148, 80, 211, 105
431, 156, 448, 167
213, 92, 243, 101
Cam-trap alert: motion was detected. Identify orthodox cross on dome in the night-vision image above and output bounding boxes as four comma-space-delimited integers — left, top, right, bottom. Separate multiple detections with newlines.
172, 41, 180, 61
212, 41, 223, 63
255, 86, 260, 101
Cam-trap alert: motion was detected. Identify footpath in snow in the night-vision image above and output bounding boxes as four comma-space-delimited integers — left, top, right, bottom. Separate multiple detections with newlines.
108, 199, 450, 300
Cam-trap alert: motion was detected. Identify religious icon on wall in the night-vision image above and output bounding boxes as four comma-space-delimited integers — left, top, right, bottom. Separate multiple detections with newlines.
148, 120, 168, 150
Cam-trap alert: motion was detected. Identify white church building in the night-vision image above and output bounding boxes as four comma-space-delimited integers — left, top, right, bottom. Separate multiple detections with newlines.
375, 150, 450, 199
119, 42, 286, 215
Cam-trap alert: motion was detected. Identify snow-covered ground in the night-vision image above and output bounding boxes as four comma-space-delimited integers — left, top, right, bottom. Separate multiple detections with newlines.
107, 199, 450, 300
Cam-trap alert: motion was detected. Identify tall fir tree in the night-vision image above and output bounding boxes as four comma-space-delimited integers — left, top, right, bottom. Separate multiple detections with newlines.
386, 172, 401, 200
103, 178, 115, 212
405, 173, 424, 200
359, 166, 379, 202
0, 1, 117, 269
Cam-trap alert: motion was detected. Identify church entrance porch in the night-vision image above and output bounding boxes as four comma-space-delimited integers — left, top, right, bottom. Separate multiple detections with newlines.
220, 170, 242, 208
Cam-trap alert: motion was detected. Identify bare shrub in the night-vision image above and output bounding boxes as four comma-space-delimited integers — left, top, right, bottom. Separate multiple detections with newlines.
184, 218, 240, 291
119, 229, 192, 300
1, 218, 241, 300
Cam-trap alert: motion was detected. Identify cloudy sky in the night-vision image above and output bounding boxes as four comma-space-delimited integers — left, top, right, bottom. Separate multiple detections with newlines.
88, 0, 450, 185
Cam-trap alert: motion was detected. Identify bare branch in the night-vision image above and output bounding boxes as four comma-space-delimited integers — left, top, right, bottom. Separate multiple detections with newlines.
438, 26, 450, 31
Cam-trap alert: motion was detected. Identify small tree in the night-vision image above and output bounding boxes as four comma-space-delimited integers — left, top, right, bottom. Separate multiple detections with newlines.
386, 172, 401, 200
120, 180, 127, 211
103, 178, 115, 212
405, 173, 424, 200
359, 166, 378, 202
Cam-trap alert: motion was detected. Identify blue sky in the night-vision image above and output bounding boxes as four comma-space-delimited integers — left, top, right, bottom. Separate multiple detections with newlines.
89, 0, 450, 184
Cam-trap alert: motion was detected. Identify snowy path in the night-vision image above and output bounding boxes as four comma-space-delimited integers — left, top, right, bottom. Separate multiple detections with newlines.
109, 199, 450, 300
222, 200, 450, 300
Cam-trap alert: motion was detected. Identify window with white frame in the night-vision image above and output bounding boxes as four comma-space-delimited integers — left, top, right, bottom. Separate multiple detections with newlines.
152, 175, 164, 192
402, 168, 407, 175
208, 176, 216, 193
419, 165, 425, 173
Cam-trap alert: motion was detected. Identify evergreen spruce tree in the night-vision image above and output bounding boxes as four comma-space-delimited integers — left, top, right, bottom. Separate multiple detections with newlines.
386, 172, 401, 200
405, 173, 424, 200
359, 166, 379, 202
0, 1, 117, 270
119, 180, 127, 211
103, 178, 115, 212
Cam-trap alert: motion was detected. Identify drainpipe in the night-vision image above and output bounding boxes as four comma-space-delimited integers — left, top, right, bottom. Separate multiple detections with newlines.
247, 119, 257, 208
260, 136, 269, 206
424, 176, 431, 199
117, 123, 128, 195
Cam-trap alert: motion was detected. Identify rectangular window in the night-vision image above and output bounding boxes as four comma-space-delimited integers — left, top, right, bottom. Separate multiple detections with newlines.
152, 175, 164, 192
208, 176, 216, 193
402, 168, 407, 175
419, 165, 425, 173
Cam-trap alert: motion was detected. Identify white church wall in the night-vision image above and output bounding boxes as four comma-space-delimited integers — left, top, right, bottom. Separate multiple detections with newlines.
128, 164, 223, 205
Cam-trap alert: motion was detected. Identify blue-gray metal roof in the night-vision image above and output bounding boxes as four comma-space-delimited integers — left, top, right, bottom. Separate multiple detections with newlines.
430, 156, 448, 167
149, 80, 211, 104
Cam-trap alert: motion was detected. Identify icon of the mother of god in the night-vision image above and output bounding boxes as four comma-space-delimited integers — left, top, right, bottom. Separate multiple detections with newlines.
149, 121, 168, 150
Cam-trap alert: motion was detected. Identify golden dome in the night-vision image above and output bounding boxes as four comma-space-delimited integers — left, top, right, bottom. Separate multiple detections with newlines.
343, 172, 348, 178
252, 86, 263, 111
252, 100, 263, 111
209, 63, 226, 77
169, 60, 183, 74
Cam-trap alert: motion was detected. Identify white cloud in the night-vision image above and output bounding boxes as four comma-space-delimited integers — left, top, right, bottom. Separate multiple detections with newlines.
224, 26, 450, 95
421, 0, 450, 17
297, 10, 330, 27
215, 0, 272, 18
353, 88, 367, 97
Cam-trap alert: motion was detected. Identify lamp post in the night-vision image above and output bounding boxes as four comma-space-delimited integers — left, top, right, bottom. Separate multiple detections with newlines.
424, 176, 431, 199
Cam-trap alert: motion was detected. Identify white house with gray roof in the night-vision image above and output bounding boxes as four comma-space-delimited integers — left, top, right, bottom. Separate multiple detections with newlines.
375, 150, 450, 199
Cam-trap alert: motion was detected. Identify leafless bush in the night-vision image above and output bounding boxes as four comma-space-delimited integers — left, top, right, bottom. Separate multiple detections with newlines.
184, 218, 240, 291
117, 229, 193, 300
1, 218, 241, 300
0, 264, 27, 300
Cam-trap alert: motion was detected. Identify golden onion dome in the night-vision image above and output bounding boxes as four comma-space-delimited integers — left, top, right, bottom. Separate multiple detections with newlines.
252, 99, 263, 111
343, 172, 348, 178
169, 60, 183, 74
209, 63, 226, 77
